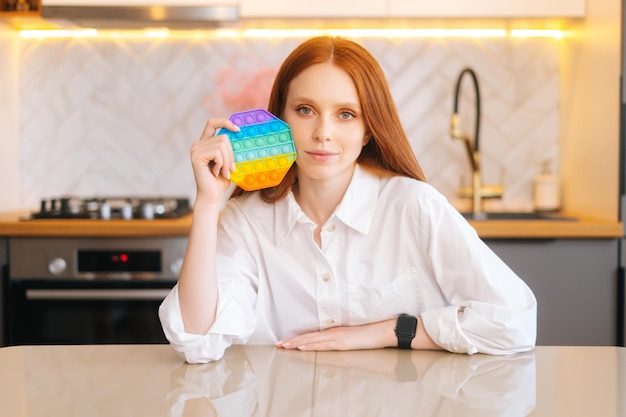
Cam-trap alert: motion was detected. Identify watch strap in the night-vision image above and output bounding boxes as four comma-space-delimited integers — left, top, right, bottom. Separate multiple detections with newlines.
395, 314, 418, 349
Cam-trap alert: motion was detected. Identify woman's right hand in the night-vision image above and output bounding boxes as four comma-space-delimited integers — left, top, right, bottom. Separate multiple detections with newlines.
190, 118, 241, 204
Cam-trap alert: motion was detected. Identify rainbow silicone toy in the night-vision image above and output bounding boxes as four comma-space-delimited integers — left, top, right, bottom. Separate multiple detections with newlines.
218, 109, 297, 191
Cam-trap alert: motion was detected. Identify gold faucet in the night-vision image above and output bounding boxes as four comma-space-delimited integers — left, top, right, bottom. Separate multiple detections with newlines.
450, 68, 503, 216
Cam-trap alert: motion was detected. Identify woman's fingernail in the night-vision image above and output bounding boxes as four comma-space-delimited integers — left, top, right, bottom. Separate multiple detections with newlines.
297, 345, 306, 350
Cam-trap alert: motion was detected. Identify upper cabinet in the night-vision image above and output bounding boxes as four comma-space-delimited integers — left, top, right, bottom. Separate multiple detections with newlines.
41, 0, 236, 4
388, 0, 585, 18
240, 0, 385, 18
3, 0, 587, 20
241, 0, 586, 18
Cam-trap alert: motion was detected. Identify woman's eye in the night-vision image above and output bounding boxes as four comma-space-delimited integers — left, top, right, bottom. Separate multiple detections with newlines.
296, 106, 312, 115
339, 111, 355, 120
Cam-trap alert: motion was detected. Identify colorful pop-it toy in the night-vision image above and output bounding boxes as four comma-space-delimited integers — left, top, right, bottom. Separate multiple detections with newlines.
218, 109, 297, 191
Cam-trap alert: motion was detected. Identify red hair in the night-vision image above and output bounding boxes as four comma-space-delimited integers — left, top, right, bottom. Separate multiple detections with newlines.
232, 36, 426, 202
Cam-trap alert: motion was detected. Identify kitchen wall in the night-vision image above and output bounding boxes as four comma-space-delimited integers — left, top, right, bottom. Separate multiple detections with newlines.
560, 0, 621, 221
10, 33, 560, 213
11, 34, 561, 213
0, 23, 20, 212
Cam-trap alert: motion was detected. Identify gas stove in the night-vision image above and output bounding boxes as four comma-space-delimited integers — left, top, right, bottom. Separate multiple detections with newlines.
24, 196, 192, 220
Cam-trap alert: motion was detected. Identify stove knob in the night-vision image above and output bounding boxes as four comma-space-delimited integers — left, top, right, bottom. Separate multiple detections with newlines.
48, 257, 67, 276
100, 202, 111, 220
122, 201, 133, 220
142, 202, 154, 220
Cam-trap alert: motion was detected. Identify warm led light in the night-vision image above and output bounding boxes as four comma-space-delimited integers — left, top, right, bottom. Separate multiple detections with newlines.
241, 28, 509, 38
19, 29, 98, 38
510, 29, 564, 39
18, 28, 564, 40
213, 29, 241, 38
142, 29, 170, 38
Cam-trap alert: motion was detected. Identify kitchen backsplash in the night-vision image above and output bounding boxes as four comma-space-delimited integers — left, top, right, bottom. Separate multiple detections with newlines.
17, 35, 559, 212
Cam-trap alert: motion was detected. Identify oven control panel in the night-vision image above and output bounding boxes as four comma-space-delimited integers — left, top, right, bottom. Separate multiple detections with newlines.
8, 237, 187, 280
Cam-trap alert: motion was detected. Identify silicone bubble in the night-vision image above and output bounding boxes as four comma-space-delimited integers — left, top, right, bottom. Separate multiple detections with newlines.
217, 109, 297, 191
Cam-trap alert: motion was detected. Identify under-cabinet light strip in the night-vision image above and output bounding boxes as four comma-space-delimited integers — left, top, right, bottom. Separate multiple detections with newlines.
18, 28, 564, 39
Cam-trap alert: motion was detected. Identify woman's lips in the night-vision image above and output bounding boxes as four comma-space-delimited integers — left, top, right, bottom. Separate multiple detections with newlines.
306, 150, 337, 162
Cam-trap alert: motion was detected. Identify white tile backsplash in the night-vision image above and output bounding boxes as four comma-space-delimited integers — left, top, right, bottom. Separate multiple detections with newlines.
0, 29, 21, 212
17, 36, 559, 212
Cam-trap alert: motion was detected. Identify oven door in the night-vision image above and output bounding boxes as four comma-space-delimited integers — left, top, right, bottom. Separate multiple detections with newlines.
5, 279, 173, 345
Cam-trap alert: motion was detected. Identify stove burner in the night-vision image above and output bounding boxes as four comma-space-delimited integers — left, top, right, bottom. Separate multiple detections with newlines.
28, 196, 191, 220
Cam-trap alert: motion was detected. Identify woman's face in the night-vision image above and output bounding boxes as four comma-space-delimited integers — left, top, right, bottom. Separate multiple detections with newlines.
283, 62, 368, 186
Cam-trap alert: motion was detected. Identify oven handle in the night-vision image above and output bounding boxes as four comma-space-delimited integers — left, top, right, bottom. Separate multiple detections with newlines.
26, 289, 171, 300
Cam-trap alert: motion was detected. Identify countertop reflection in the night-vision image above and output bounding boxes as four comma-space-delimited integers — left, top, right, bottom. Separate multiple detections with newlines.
164, 347, 536, 417
0, 344, 623, 417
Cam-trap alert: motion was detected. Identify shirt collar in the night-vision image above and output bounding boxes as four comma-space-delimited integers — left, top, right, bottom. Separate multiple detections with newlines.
275, 165, 380, 243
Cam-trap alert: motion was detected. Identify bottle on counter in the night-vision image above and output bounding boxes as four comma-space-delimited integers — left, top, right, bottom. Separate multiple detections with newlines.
533, 159, 560, 212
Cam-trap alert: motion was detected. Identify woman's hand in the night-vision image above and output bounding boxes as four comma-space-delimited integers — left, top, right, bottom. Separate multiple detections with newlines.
275, 318, 442, 352
275, 319, 397, 351
190, 118, 240, 205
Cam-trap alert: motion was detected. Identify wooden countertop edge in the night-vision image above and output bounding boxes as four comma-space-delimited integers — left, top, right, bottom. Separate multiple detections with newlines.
0, 212, 193, 237
0, 211, 622, 239
469, 219, 624, 239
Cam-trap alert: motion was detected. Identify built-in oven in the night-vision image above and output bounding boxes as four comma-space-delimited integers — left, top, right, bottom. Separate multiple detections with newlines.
3, 237, 185, 345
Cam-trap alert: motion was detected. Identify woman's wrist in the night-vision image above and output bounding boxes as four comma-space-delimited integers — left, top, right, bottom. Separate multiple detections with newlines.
411, 317, 442, 351
382, 318, 400, 348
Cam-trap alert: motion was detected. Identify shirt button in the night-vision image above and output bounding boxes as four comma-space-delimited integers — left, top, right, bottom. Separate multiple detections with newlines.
327, 225, 336, 232
326, 319, 335, 325
322, 273, 331, 282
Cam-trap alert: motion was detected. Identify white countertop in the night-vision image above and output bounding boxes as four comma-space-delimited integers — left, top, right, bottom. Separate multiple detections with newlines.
0, 344, 624, 417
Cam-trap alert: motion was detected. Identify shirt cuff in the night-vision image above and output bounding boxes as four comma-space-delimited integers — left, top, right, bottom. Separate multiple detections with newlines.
421, 306, 478, 355
158, 285, 256, 363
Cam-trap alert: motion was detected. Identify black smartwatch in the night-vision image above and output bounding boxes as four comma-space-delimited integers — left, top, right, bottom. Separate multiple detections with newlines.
395, 314, 418, 349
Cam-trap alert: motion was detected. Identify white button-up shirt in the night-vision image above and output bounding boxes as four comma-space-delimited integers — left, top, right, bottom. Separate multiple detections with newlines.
159, 165, 537, 363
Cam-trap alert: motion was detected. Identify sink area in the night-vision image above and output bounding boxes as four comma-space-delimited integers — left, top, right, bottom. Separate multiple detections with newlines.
461, 212, 579, 221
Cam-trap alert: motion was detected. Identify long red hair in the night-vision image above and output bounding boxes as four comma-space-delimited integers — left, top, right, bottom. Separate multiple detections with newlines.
232, 36, 426, 202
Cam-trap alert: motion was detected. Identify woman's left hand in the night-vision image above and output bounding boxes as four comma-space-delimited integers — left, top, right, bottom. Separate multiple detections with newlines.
275, 319, 397, 351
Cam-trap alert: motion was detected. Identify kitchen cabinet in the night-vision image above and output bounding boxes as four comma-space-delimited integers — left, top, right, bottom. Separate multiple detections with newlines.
486, 238, 618, 346
388, 0, 586, 18
41, 0, 236, 4
0, 238, 6, 347
2, 0, 588, 20
241, 0, 585, 19
240, 0, 385, 18
0, 0, 40, 16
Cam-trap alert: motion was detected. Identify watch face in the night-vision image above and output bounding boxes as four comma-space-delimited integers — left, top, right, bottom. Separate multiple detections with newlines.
396, 315, 417, 336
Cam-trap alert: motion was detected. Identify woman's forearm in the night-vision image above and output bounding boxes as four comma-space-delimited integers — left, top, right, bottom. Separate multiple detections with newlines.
177, 199, 221, 334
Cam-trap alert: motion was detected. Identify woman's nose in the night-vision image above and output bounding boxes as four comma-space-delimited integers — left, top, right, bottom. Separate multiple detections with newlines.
312, 118, 332, 141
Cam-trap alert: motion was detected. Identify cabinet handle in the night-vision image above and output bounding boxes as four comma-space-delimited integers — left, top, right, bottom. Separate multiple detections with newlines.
26, 289, 170, 300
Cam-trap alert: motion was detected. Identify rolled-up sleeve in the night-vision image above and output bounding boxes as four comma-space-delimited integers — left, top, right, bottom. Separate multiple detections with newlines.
159, 202, 260, 364
159, 282, 258, 364
418, 193, 537, 355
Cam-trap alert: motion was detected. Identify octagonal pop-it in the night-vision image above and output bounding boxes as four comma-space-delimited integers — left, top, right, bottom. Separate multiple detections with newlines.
218, 109, 297, 191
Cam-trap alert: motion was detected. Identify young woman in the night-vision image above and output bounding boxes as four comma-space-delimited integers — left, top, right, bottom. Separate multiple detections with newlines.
159, 36, 537, 364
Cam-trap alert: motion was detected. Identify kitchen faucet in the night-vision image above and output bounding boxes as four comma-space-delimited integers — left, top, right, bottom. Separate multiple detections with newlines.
450, 67, 503, 217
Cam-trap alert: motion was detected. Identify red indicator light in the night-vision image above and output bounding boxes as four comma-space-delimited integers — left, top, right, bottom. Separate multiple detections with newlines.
120, 253, 129, 263
112, 255, 119, 262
